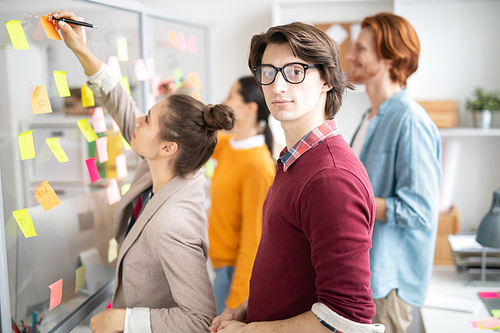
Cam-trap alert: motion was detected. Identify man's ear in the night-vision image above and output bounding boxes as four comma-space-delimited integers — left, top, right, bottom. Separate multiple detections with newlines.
160, 141, 178, 157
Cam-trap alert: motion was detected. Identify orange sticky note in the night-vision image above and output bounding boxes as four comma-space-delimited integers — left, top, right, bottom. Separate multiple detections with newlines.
168, 30, 178, 49
191, 90, 202, 102
92, 107, 107, 133
13, 209, 37, 238
40, 15, 61, 41
82, 84, 95, 107
119, 76, 131, 97
106, 178, 121, 205
188, 35, 197, 54
186, 72, 202, 89
18, 130, 35, 160
49, 279, 63, 310
96, 137, 109, 163
77, 118, 98, 142
75, 265, 86, 293
116, 154, 128, 179
54, 71, 71, 97
46, 137, 69, 163
477, 316, 500, 329
35, 180, 61, 211
31, 85, 53, 114
134, 59, 148, 81
108, 238, 118, 263
5, 20, 30, 50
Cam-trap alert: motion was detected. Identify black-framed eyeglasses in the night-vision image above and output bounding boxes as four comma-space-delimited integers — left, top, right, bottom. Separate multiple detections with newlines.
253, 63, 320, 85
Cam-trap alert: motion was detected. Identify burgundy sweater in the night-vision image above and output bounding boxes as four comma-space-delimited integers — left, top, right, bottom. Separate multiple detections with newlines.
246, 134, 375, 324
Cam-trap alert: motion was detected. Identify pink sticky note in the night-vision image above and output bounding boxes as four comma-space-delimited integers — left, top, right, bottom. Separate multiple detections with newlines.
478, 316, 500, 329
188, 35, 197, 54
177, 32, 187, 52
134, 58, 148, 81
479, 291, 500, 299
107, 56, 122, 78
146, 57, 155, 79
92, 107, 107, 133
85, 158, 101, 183
111, 119, 120, 132
49, 278, 63, 310
116, 154, 128, 179
471, 321, 478, 328
151, 74, 161, 96
77, 17, 87, 43
106, 178, 121, 205
106, 301, 112, 309
96, 137, 108, 163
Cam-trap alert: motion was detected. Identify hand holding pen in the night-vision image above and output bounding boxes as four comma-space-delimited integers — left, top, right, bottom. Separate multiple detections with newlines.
48, 15, 97, 29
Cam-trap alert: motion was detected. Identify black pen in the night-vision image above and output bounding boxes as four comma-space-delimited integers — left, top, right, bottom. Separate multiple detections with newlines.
49, 16, 98, 29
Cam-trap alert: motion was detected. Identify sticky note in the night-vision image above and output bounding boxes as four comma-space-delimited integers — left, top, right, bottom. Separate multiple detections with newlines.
111, 119, 120, 132
92, 107, 107, 133
40, 15, 61, 41
46, 137, 69, 163
191, 90, 202, 102
491, 309, 500, 317
35, 180, 61, 211
82, 84, 95, 107
134, 58, 148, 81
119, 76, 132, 97
168, 30, 178, 49
96, 137, 109, 163
146, 57, 155, 78
5, 20, 30, 50
479, 292, 500, 299
477, 316, 500, 329
31, 85, 53, 114
174, 68, 183, 89
53, 71, 71, 97
148, 94, 156, 110
108, 238, 118, 263
186, 72, 202, 89
77, 118, 98, 142
106, 178, 121, 205
49, 279, 63, 310
177, 32, 187, 52
151, 74, 161, 96
85, 158, 101, 183
12, 209, 36, 238
120, 133, 131, 150
117, 37, 129, 62
18, 130, 35, 160
188, 35, 197, 54
471, 321, 478, 328
116, 154, 128, 179
107, 56, 122, 78
121, 183, 131, 195
75, 265, 86, 293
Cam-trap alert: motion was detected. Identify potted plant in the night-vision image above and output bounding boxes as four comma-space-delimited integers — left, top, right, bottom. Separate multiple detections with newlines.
466, 87, 500, 129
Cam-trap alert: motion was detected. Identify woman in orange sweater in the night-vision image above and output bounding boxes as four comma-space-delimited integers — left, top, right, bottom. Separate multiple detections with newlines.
208, 76, 276, 315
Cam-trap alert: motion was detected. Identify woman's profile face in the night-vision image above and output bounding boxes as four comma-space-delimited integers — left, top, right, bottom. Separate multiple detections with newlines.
131, 98, 166, 159
223, 81, 250, 123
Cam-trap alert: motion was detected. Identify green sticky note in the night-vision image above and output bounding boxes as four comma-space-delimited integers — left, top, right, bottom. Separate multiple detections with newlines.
117, 37, 129, 62
53, 71, 71, 97
121, 183, 131, 195
174, 68, 183, 89
491, 309, 500, 317
75, 264, 86, 293
5, 20, 30, 50
18, 130, 35, 160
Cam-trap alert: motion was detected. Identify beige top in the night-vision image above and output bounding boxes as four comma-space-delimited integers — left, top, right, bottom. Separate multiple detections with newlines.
88, 67, 216, 332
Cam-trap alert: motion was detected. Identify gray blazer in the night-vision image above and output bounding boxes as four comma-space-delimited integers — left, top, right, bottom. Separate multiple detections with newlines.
89, 78, 216, 332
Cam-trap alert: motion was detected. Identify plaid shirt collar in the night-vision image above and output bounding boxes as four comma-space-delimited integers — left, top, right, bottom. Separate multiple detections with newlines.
277, 119, 340, 172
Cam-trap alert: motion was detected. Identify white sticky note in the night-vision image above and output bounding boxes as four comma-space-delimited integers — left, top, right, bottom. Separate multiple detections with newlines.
92, 107, 107, 133
116, 154, 128, 179
106, 178, 121, 205
96, 137, 109, 163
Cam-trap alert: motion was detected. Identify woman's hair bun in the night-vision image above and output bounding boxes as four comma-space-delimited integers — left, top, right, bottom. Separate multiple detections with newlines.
203, 104, 235, 132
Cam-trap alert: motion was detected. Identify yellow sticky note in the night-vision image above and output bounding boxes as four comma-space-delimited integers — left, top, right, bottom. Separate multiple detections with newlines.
54, 71, 71, 97
5, 20, 30, 50
108, 238, 118, 263
31, 85, 53, 114
81, 84, 95, 107
117, 37, 129, 62
46, 137, 69, 163
75, 264, 86, 293
12, 209, 36, 238
18, 130, 35, 160
40, 15, 62, 41
186, 72, 203, 89
119, 76, 131, 97
77, 118, 98, 142
119, 133, 131, 150
121, 183, 131, 195
35, 180, 61, 211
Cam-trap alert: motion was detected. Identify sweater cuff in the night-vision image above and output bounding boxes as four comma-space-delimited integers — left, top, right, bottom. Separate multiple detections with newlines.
128, 307, 152, 333
86, 62, 119, 97
311, 303, 385, 333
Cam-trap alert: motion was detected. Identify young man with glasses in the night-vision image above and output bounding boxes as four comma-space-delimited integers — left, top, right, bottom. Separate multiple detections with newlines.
346, 13, 441, 333
210, 22, 384, 333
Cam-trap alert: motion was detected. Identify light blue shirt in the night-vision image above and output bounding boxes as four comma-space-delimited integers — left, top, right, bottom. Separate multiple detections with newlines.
352, 89, 442, 307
